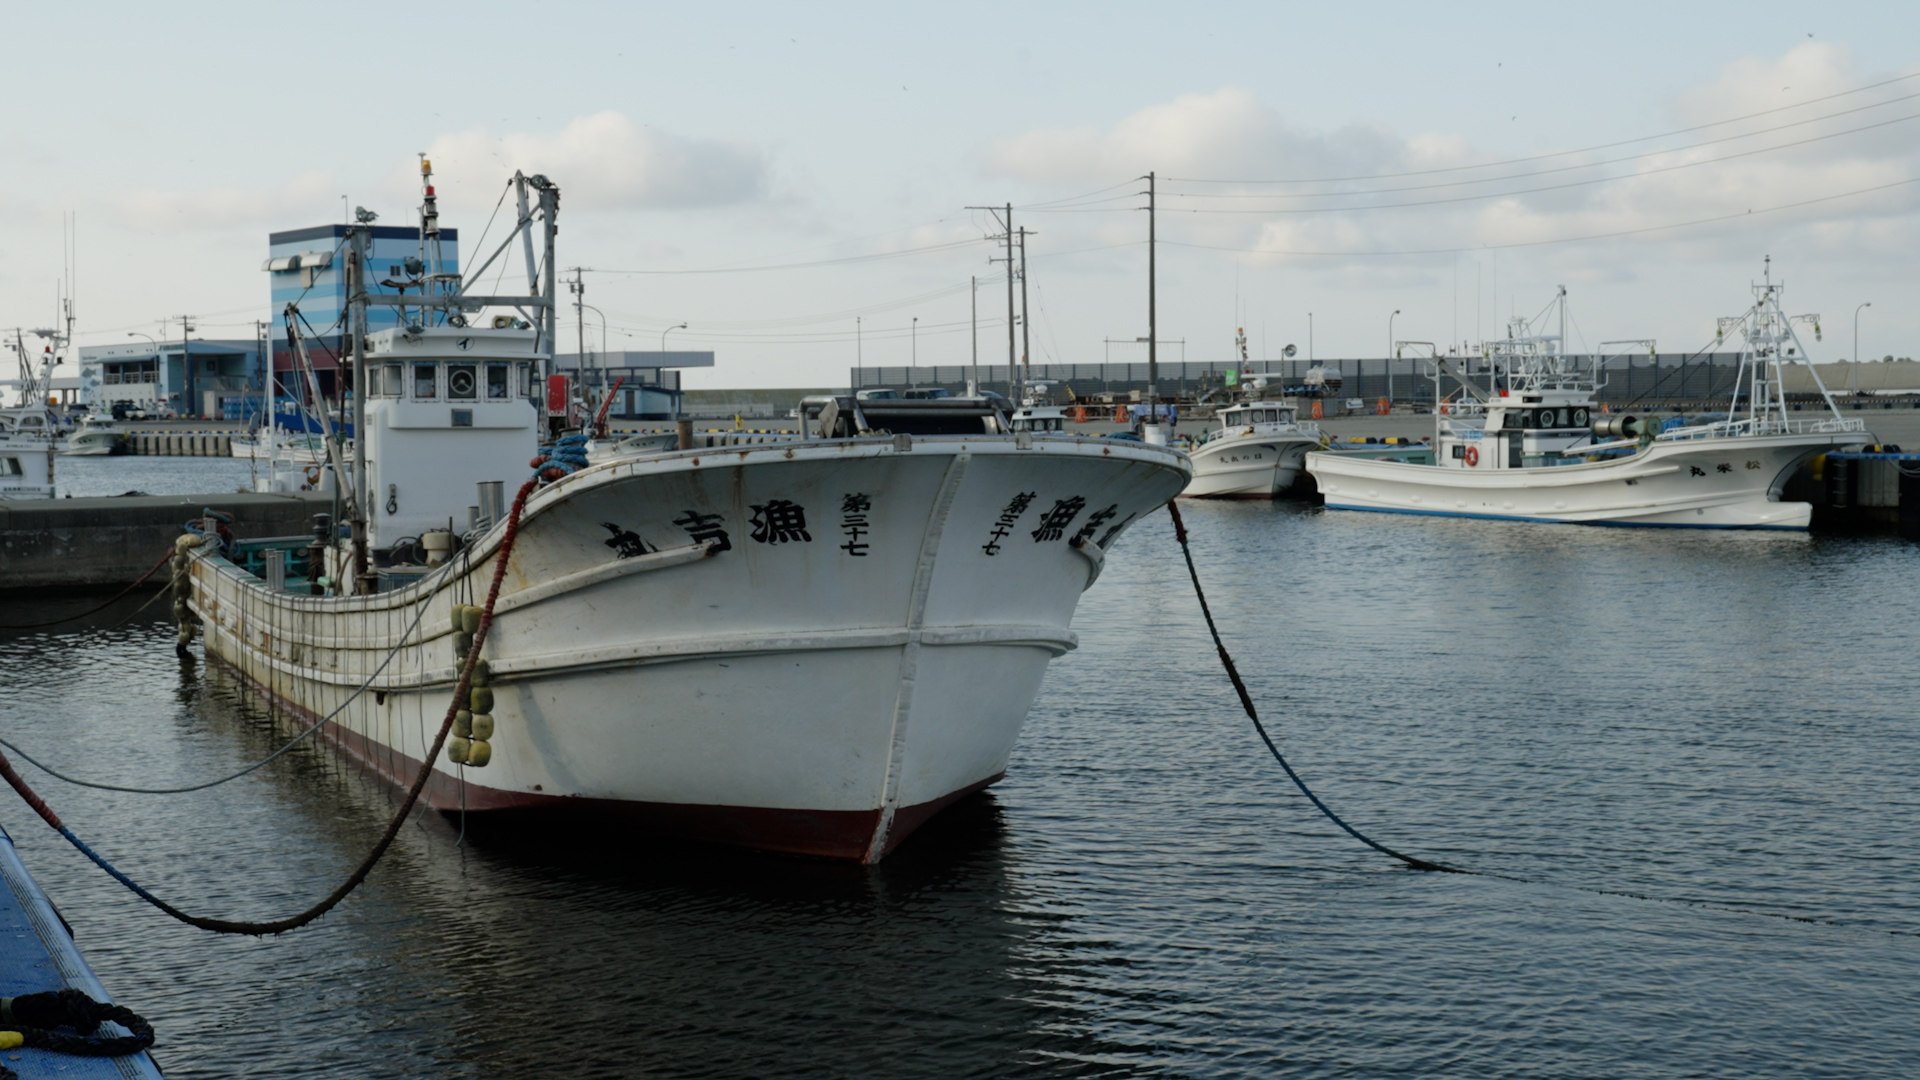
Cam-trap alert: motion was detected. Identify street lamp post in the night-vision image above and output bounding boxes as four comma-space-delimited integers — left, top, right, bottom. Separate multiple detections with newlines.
1852, 302, 1871, 395
580, 303, 608, 391
661, 322, 687, 421
856, 316, 863, 390
1307, 312, 1314, 365
1387, 309, 1400, 405
911, 316, 918, 371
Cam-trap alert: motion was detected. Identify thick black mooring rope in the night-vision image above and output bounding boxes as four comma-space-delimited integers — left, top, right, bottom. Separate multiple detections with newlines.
1165, 501, 1463, 874
1166, 502, 1920, 939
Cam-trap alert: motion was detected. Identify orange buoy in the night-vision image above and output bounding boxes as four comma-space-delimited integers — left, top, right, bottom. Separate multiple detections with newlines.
1310, 400, 1323, 420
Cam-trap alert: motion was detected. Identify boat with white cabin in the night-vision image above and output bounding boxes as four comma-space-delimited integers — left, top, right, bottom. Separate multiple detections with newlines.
1306, 268, 1870, 529
180, 163, 1191, 862
58, 412, 127, 456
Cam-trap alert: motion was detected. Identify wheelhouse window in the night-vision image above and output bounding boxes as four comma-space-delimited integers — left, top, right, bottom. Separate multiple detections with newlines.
413, 363, 438, 399
487, 364, 510, 399
378, 363, 402, 397
448, 364, 478, 400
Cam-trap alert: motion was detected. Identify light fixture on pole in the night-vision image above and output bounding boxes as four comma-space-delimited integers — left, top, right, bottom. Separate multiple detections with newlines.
1387, 309, 1401, 404
1852, 301, 1871, 396
660, 322, 687, 353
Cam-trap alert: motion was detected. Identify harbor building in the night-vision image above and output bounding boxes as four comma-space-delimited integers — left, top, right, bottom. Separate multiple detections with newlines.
264, 222, 462, 403
75, 336, 266, 420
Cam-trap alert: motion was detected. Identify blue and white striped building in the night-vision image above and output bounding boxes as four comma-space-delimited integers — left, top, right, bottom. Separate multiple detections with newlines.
263, 224, 460, 398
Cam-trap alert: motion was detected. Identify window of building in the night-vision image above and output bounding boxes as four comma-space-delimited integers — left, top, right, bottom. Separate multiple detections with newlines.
413, 363, 438, 399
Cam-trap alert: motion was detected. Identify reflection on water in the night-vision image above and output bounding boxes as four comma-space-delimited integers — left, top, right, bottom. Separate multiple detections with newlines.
2, 496, 1917, 1077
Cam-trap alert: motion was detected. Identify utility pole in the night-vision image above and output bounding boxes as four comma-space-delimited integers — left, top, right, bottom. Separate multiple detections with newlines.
970, 275, 978, 394
567, 267, 587, 393
1145, 171, 1160, 441
1017, 227, 1032, 396
967, 202, 1018, 401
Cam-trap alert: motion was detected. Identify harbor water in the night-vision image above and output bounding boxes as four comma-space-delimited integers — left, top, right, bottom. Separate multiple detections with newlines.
1, 459, 1917, 1077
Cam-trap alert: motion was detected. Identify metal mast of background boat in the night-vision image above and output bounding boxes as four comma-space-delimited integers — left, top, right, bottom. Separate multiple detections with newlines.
347, 221, 372, 591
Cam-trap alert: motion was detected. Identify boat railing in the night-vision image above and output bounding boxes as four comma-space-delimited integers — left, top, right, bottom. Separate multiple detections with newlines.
1659, 414, 1870, 441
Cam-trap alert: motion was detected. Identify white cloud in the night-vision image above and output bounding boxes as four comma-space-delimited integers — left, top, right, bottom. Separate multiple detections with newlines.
413, 112, 768, 211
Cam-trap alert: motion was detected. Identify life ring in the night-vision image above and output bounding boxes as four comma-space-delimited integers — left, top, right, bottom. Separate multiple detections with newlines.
1438, 401, 1451, 415
304, 464, 322, 486
1464, 445, 1480, 467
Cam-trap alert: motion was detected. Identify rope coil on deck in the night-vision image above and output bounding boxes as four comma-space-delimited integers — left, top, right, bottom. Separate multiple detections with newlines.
0, 989, 156, 1079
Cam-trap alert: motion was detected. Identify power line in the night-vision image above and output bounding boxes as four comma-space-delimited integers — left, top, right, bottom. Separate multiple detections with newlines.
1167, 68, 1920, 185
1168, 90, 1920, 200
1155, 176, 1920, 257
583, 237, 989, 276
1160, 112, 1920, 215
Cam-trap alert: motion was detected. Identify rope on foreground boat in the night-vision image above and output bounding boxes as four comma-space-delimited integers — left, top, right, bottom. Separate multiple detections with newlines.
1165, 500, 1463, 874
0, 478, 542, 936
0, 547, 175, 631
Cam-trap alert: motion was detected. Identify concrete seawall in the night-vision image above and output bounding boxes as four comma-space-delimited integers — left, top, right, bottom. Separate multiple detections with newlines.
0, 492, 333, 595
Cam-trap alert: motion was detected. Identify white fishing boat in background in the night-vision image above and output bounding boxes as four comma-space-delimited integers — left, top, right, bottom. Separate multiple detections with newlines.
1179, 330, 1322, 499
0, 423, 55, 500
1, 329, 63, 498
1306, 267, 1870, 529
58, 412, 127, 456
183, 162, 1190, 863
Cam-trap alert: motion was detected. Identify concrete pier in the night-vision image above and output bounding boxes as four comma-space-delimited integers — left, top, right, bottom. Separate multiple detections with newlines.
125, 431, 235, 456
0, 492, 333, 594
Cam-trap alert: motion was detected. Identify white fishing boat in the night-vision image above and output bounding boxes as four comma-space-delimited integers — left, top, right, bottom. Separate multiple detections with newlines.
1181, 397, 1321, 499
0, 424, 55, 499
1, 330, 62, 498
1306, 268, 1870, 529
58, 413, 126, 456
180, 164, 1190, 862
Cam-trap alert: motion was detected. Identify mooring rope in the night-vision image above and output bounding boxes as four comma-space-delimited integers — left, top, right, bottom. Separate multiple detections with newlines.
0, 479, 541, 936
0, 577, 437, 796
1168, 501, 1920, 937
0, 548, 174, 631
1165, 501, 1462, 874
0, 989, 156, 1079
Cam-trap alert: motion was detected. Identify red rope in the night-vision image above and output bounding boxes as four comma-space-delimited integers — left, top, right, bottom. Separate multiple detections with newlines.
0, 479, 542, 935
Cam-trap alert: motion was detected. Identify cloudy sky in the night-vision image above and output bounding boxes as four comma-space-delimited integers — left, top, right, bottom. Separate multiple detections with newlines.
4, 1, 1916, 390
